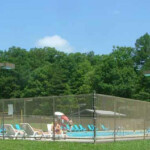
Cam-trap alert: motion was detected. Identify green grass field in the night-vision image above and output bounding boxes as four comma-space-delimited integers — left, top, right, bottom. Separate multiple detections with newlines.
1, 140, 150, 150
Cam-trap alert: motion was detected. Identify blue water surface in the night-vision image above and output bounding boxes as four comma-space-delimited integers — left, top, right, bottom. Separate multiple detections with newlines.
67, 131, 144, 138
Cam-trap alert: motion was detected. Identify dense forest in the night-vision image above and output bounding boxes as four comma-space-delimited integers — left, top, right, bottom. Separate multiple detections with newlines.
0, 33, 150, 102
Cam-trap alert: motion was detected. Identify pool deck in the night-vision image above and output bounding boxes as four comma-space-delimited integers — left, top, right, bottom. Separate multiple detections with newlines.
1, 130, 150, 143
42, 135, 150, 143
35, 132, 150, 143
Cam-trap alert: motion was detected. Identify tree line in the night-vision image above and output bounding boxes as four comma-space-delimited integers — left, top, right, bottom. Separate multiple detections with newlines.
0, 33, 150, 102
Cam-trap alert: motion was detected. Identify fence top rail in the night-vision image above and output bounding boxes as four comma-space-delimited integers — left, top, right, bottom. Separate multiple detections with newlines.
0, 94, 92, 102
96, 94, 150, 104
1, 97, 33, 102
1, 93, 149, 104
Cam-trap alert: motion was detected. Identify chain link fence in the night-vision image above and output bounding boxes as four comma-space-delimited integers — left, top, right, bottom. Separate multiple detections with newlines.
0, 93, 150, 143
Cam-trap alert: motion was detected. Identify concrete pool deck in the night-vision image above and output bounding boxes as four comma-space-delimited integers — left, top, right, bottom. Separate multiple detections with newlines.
1, 130, 150, 143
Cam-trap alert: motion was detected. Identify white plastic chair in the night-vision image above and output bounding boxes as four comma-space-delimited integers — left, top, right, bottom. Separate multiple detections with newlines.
4, 124, 25, 139
20, 123, 43, 140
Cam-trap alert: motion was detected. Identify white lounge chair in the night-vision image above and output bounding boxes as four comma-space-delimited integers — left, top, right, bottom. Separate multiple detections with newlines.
20, 123, 43, 140
47, 124, 53, 134
4, 124, 26, 139
20, 123, 52, 139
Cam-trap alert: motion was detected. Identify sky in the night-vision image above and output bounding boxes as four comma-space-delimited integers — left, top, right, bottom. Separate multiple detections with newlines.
0, 0, 150, 55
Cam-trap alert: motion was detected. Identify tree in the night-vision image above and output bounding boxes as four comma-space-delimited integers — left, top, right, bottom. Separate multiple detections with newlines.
93, 47, 138, 98
134, 33, 150, 68
23, 64, 70, 97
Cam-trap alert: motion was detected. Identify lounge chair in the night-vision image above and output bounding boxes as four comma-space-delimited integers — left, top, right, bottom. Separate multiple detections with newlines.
145, 128, 150, 134
147, 128, 150, 132
20, 123, 43, 139
15, 124, 22, 130
65, 124, 76, 132
0, 125, 6, 134
4, 124, 26, 139
101, 124, 109, 131
47, 124, 53, 135
79, 124, 86, 131
71, 125, 77, 132
64, 124, 76, 132
91, 124, 99, 131
87, 125, 94, 131
65, 124, 70, 131
74, 125, 82, 132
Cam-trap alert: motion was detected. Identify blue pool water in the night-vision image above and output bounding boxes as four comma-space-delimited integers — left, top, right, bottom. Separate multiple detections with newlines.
67, 131, 144, 138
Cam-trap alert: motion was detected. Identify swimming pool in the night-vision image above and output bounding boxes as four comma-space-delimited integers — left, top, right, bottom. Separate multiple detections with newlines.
67, 131, 144, 138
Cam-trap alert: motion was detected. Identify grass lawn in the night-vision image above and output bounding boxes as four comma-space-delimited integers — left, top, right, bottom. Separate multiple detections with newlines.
0, 140, 150, 150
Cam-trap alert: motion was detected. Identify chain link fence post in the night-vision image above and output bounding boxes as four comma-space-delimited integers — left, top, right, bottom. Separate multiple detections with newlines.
144, 103, 147, 140
53, 96, 55, 141
114, 99, 116, 142
23, 99, 26, 123
2, 100, 4, 140
93, 91, 96, 144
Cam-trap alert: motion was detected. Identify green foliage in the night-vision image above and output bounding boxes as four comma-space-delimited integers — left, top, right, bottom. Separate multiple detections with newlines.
1, 33, 150, 105
134, 33, 150, 66
93, 47, 138, 98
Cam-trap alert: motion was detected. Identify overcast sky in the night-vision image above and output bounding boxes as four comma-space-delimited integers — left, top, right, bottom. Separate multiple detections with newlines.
0, 0, 150, 54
